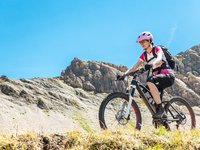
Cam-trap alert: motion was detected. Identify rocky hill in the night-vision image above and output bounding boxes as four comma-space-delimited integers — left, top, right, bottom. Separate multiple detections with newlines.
175, 44, 200, 76
0, 75, 108, 133
166, 44, 200, 106
60, 58, 128, 93
0, 44, 199, 133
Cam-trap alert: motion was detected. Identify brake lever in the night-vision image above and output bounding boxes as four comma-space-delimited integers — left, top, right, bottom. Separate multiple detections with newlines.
138, 68, 146, 74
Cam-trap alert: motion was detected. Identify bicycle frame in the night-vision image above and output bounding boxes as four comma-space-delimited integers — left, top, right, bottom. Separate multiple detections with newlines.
126, 78, 185, 118
124, 77, 157, 119
98, 68, 196, 130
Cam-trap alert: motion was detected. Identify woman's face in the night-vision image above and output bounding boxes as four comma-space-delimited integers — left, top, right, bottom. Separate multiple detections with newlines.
139, 40, 149, 50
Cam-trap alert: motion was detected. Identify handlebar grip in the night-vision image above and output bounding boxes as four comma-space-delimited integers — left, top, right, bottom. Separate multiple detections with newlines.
129, 68, 146, 77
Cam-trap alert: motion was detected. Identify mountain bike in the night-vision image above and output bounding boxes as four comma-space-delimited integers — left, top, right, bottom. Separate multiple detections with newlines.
99, 68, 196, 130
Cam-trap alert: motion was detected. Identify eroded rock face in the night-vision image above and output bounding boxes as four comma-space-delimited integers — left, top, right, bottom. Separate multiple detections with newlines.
175, 44, 200, 75
166, 77, 200, 106
61, 58, 128, 93
169, 44, 200, 105
0, 76, 107, 133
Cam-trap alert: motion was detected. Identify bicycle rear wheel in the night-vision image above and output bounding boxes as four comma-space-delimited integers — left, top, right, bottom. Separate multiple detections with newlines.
99, 92, 142, 130
165, 97, 196, 130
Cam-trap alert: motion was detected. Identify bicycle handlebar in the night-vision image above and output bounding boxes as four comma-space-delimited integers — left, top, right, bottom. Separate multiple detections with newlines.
128, 68, 146, 77
116, 68, 149, 81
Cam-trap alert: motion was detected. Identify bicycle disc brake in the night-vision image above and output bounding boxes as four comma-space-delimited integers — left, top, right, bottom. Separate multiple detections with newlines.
115, 110, 129, 125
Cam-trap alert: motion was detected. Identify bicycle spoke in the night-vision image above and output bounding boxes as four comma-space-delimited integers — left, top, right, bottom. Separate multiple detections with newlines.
100, 93, 140, 129
165, 97, 195, 131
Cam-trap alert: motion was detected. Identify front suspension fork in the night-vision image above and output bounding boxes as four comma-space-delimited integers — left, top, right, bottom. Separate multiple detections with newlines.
124, 84, 136, 119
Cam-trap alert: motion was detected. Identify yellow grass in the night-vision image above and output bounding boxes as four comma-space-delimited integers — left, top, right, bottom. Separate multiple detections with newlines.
0, 128, 199, 149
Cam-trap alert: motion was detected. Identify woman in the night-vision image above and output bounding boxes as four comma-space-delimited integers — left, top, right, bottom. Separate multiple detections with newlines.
122, 31, 175, 119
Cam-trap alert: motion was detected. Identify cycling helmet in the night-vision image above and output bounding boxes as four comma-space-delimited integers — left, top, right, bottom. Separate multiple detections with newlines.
136, 31, 153, 43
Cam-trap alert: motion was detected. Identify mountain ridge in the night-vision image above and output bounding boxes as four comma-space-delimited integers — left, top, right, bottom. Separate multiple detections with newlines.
0, 44, 199, 133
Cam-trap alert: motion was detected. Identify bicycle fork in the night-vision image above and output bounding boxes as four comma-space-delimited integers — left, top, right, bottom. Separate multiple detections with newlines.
124, 81, 137, 119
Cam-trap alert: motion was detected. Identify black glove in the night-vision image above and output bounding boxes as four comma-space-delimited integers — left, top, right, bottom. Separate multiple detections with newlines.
116, 74, 126, 81
145, 64, 152, 70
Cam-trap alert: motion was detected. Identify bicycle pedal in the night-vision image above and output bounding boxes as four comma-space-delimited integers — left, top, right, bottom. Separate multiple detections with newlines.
153, 118, 161, 121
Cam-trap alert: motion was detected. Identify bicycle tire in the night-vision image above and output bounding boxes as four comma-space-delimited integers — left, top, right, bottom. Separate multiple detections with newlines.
99, 92, 142, 130
165, 97, 196, 130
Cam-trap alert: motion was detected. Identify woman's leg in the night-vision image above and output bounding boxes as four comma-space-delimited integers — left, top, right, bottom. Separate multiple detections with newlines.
146, 74, 175, 118
146, 75, 167, 118
147, 82, 161, 104
146, 74, 175, 103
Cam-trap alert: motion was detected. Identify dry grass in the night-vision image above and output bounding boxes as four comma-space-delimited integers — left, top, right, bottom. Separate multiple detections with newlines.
0, 128, 199, 150
72, 111, 93, 133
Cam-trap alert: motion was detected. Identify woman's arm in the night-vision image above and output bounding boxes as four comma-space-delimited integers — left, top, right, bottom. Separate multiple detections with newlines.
125, 59, 143, 75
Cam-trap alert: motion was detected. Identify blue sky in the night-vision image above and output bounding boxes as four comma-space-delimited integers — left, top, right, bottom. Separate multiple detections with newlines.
0, 0, 200, 79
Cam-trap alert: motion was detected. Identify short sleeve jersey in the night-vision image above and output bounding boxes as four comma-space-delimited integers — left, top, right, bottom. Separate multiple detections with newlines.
139, 46, 174, 75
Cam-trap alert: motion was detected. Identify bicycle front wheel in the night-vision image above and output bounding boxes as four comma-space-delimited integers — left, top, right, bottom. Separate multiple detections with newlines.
99, 92, 142, 130
165, 97, 196, 130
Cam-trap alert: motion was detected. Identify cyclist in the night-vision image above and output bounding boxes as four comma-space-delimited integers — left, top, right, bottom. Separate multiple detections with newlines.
120, 31, 175, 119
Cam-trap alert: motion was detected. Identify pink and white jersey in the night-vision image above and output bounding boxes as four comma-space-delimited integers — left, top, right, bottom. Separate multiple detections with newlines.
139, 46, 174, 75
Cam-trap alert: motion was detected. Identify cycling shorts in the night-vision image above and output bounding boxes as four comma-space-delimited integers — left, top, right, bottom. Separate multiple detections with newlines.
146, 73, 175, 91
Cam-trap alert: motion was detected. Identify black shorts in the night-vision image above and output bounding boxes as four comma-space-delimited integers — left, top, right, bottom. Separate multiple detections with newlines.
147, 74, 175, 91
